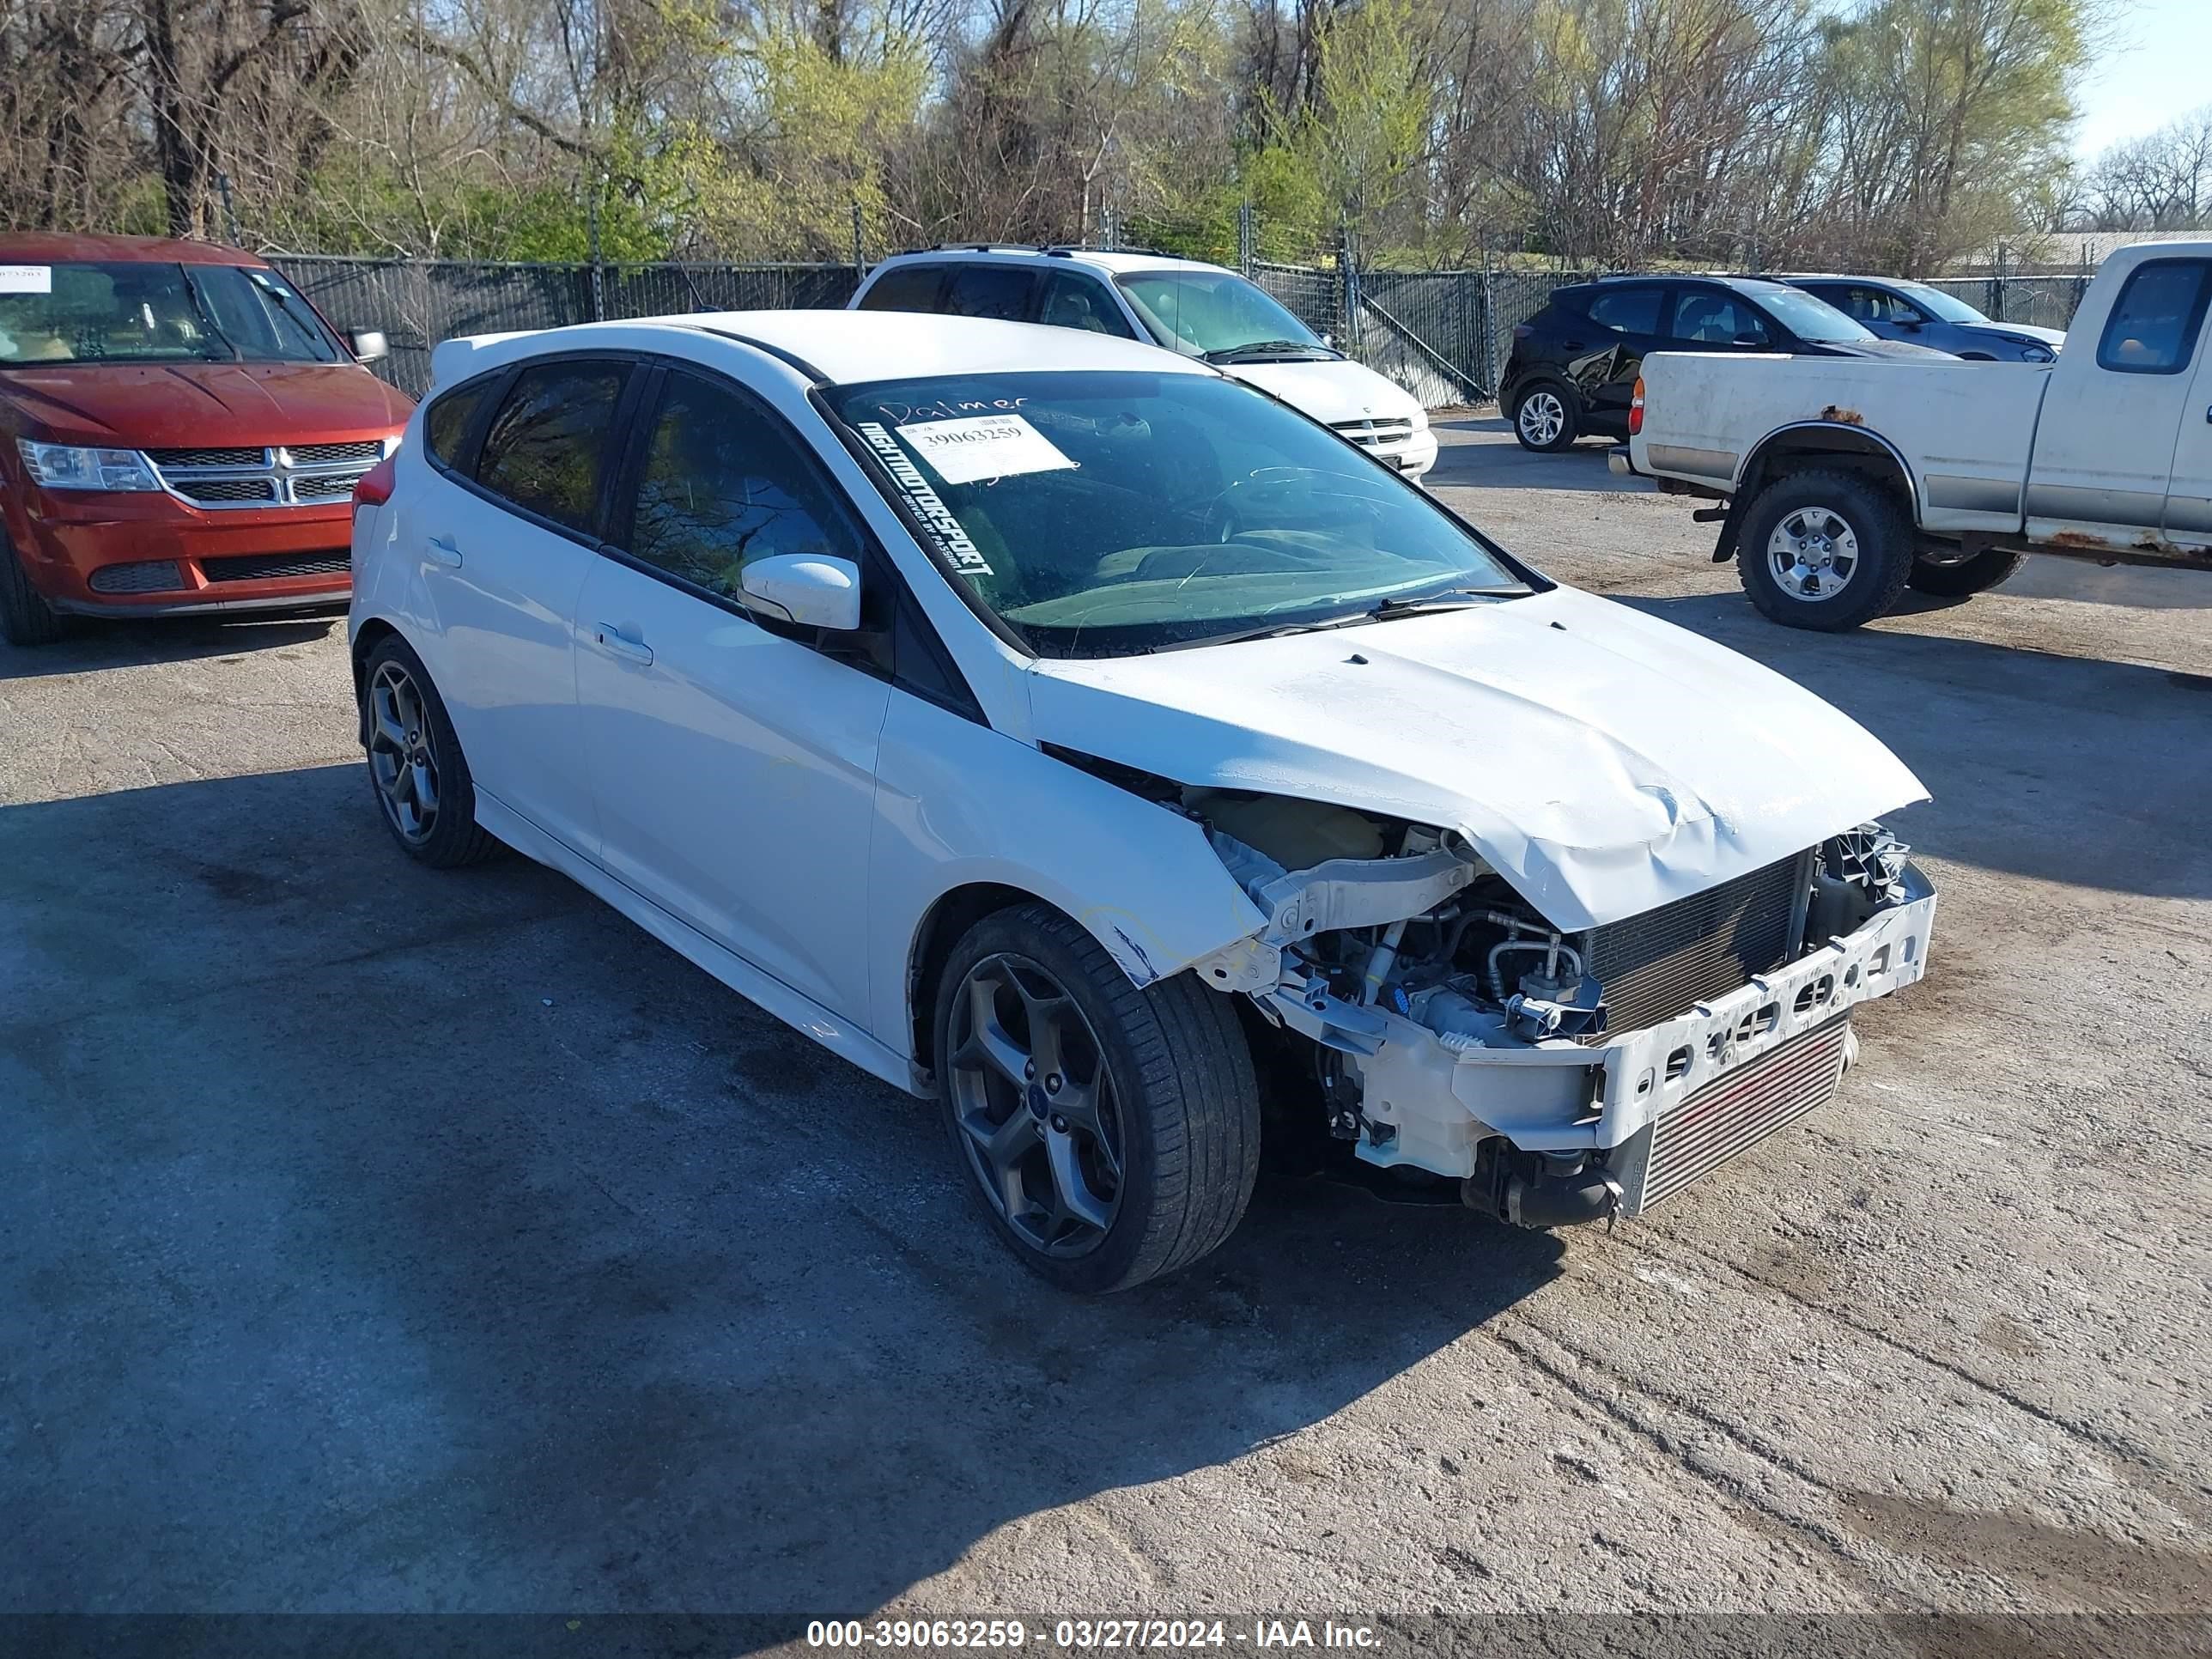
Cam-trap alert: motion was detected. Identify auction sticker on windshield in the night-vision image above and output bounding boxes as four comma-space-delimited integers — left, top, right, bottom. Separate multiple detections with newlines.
0, 266, 52, 294
897, 414, 1076, 485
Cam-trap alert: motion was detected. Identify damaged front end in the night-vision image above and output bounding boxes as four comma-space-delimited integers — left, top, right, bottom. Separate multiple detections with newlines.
1184, 793, 1937, 1227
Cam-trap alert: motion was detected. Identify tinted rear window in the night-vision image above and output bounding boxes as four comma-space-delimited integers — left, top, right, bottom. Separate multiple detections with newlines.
1586, 288, 1662, 335
425, 379, 491, 469
475, 360, 629, 536
944, 266, 1036, 321
858, 264, 948, 313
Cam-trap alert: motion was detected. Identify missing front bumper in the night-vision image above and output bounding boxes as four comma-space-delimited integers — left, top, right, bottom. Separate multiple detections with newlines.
1607, 1013, 1856, 1216
1321, 860, 1936, 1211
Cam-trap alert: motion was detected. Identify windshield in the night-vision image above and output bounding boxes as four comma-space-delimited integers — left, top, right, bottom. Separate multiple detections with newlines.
1753, 287, 1876, 343
827, 370, 1529, 658
1115, 270, 1335, 362
1893, 282, 1989, 325
0, 262, 345, 367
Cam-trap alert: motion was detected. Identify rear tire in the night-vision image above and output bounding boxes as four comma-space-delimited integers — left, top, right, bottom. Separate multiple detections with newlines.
934, 902, 1261, 1293
0, 528, 68, 647
1908, 544, 2025, 598
359, 634, 501, 868
1735, 468, 1915, 631
1510, 381, 1579, 453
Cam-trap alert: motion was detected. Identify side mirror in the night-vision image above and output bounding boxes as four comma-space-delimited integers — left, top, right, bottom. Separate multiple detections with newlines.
349, 329, 389, 364
1733, 333, 1769, 349
739, 554, 861, 631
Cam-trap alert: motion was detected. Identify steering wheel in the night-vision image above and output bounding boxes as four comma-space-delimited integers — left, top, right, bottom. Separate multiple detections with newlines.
1201, 468, 1309, 544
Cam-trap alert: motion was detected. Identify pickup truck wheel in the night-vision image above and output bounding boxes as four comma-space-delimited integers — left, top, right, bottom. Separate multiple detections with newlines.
935, 903, 1261, 1294
1908, 545, 2026, 598
0, 528, 68, 647
1737, 469, 1914, 630
1510, 383, 1579, 452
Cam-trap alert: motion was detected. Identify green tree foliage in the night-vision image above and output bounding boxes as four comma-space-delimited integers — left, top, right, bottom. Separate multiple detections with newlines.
0, 0, 2112, 274
1245, 0, 1434, 250
1814, 0, 2096, 272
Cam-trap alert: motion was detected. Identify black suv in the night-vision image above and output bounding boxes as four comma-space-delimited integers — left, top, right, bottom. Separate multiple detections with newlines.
1500, 275, 1956, 452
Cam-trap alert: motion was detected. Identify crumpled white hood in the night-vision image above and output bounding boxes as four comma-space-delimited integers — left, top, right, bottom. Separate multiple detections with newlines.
1025, 586, 1928, 933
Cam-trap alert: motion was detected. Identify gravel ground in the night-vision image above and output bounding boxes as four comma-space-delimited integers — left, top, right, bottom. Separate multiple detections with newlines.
3, 415, 2209, 1650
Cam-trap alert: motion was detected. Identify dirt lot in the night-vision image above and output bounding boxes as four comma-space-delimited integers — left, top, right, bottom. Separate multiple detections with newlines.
4, 416, 2209, 1646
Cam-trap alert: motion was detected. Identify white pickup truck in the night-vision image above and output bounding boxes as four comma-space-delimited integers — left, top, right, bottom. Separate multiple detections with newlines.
1613, 240, 2212, 629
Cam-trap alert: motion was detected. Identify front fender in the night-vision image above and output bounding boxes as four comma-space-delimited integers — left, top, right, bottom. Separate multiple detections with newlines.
866, 692, 1267, 1057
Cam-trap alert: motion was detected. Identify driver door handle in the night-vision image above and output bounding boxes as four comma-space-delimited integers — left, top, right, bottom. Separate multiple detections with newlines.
425, 534, 462, 568
594, 623, 653, 665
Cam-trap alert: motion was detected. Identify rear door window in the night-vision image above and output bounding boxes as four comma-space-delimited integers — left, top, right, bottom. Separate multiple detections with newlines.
944, 266, 1038, 322
857, 264, 949, 313
474, 359, 629, 536
1585, 287, 1663, 336
2097, 260, 2212, 374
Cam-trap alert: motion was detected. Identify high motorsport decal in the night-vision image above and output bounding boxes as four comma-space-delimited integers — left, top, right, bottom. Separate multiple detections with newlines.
857, 422, 994, 578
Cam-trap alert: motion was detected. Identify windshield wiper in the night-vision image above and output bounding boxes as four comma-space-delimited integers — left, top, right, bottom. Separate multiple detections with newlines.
253, 277, 341, 360
1146, 587, 1523, 653
1370, 586, 1528, 617
1203, 339, 1340, 364
176, 267, 241, 362
1146, 610, 1377, 652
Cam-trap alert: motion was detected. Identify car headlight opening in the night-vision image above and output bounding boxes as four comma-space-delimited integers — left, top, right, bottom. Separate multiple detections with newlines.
15, 439, 162, 493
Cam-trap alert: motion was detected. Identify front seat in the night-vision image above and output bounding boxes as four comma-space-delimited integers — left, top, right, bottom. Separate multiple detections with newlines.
1678, 297, 1733, 344
1042, 289, 1108, 334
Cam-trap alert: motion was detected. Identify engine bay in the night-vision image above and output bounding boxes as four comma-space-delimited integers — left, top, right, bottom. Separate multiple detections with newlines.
1175, 785, 1929, 1214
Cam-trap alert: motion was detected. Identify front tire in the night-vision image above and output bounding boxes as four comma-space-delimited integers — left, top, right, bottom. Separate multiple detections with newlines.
1510, 381, 1579, 453
0, 528, 67, 647
934, 903, 1261, 1293
359, 635, 501, 868
1735, 468, 1915, 631
1908, 544, 2025, 598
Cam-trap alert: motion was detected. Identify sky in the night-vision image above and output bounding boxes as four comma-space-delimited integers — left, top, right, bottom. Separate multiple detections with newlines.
2071, 0, 2212, 160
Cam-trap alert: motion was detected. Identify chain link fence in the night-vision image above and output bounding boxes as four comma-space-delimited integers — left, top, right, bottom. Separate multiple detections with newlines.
1921, 273, 2093, 333
274, 251, 2095, 410
271, 256, 860, 397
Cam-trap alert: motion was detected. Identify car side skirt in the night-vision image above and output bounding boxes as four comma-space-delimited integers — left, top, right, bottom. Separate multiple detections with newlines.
471, 788, 932, 1099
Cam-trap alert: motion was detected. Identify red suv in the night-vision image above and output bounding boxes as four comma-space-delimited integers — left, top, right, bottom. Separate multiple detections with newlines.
0, 233, 411, 645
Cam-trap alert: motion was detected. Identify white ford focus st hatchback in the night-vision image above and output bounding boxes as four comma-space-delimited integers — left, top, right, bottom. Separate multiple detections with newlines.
348, 311, 1936, 1292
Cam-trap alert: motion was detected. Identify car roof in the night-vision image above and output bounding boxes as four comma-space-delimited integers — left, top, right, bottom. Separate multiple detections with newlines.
0, 232, 267, 267
1771, 274, 1916, 286
431, 308, 1217, 391
871, 246, 1229, 278
1562, 273, 1795, 301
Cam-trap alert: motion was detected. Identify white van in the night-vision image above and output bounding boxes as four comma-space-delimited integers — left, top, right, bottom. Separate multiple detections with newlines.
849, 246, 1439, 479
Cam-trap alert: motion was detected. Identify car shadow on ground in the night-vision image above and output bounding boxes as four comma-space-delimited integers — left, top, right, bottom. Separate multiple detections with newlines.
1425, 416, 1633, 495
3, 763, 1565, 1624
0, 611, 343, 682
1624, 590, 2212, 902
